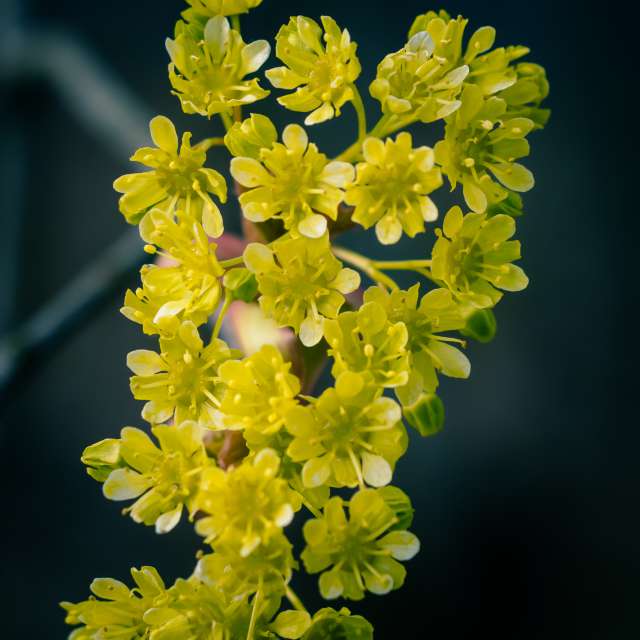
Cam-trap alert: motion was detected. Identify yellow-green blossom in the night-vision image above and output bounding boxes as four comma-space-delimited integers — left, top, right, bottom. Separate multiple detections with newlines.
435, 84, 536, 212
231, 122, 354, 237
324, 302, 410, 389
431, 206, 528, 308
244, 235, 360, 346
61, 567, 167, 640
363, 284, 469, 404
167, 16, 270, 118
194, 448, 301, 556
217, 344, 301, 436
301, 489, 419, 600
285, 382, 407, 489
128, 321, 236, 427
86, 422, 211, 533
121, 209, 224, 336
344, 132, 442, 244
266, 16, 361, 125
408, 11, 531, 99
113, 115, 227, 225
370, 29, 468, 123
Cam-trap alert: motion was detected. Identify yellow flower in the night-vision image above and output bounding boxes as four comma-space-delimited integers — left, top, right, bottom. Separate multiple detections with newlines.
370, 29, 468, 123
194, 448, 300, 556
244, 235, 360, 346
217, 344, 300, 436
125, 209, 224, 333
231, 122, 354, 238
97, 422, 211, 533
434, 84, 535, 213
266, 16, 361, 125
344, 132, 442, 244
113, 115, 227, 226
128, 321, 236, 427
167, 16, 270, 118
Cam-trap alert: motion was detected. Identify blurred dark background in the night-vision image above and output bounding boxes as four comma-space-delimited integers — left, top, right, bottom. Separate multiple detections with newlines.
0, 0, 635, 637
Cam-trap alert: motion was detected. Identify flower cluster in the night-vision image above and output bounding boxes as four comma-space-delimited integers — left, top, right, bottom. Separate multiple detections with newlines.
65, 2, 548, 638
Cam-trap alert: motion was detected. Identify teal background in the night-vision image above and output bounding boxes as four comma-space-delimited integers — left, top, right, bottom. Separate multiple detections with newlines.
0, 0, 634, 637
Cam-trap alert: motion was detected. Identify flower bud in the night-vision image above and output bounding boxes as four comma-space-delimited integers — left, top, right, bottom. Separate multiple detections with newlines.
463, 308, 497, 343
403, 392, 445, 437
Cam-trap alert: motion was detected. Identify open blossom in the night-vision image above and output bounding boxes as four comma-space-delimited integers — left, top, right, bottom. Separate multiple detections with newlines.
301, 489, 420, 600
121, 209, 224, 336
167, 16, 270, 118
217, 344, 301, 437
285, 382, 407, 490
435, 83, 536, 213
85, 422, 211, 534
113, 115, 227, 226
266, 15, 361, 125
128, 320, 236, 427
363, 284, 470, 406
194, 448, 300, 556
345, 132, 442, 245
324, 301, 410, 389
231, 122, 354, 238
370, 29, 468, 123
431, 205, 528, 307
244, 235, 360, 346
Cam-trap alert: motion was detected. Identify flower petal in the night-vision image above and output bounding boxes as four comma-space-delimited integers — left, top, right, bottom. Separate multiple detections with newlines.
282, 124, 308, 154
242, 40, 271, 74
149, 116, 178, 154
298, 213, 327, 239
362, 453, 392, 487
127, 349, 165, 376
103, 468, 152, 501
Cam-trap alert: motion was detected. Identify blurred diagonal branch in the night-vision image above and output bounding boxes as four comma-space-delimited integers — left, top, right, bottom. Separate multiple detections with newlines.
0, 25, 153, 400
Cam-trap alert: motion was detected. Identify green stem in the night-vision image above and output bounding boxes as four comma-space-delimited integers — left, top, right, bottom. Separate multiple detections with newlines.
220, 256, 244, 269
349, 83, 367, 143
300, 495, 323, 519
212, 293, 232, 339
246, 580, 263, 640
415, 267, 439, 285
333, 246, 399, 291
372, 259, 432, 271
231, 14, 241, 32
285, 586, 308, 613
219, 110, 234, 132
195, 137, 225, 152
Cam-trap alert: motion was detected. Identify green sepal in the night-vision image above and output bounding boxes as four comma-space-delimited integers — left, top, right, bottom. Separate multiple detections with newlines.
486, 191, 523, 218
377, 485, 414, 531
403, 392, 445, 437
462, 308, 497, 343
223, 268, 258, 302
302, 607, 373, 640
